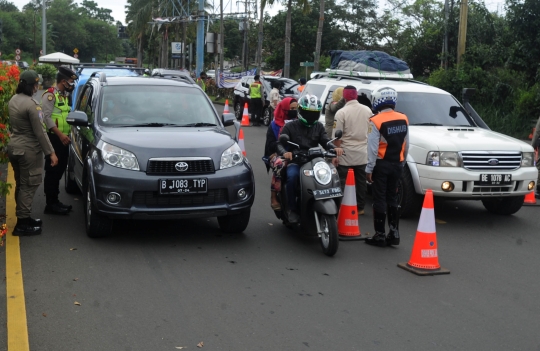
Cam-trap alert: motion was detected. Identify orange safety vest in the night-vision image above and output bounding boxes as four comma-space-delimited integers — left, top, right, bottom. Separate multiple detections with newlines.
370, 110, 409, 163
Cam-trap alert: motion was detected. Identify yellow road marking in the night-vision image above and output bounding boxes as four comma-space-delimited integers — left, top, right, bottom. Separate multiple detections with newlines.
5, 163, 30, 351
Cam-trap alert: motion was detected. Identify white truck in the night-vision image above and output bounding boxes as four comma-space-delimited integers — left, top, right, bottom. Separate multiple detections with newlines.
302, 70, 538, 216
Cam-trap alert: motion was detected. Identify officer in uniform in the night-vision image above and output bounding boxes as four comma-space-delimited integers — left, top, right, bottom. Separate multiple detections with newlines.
249, 74, 264, 126
365, 87, 409, 247
41, 66, 78, 215
8, 70, 58, 235
197, 71, 207, 92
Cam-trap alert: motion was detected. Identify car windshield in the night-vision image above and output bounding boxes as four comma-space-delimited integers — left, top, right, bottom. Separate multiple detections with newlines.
99, 85, 218, 127
396, 92, 476, 127
301, 83, 326, 100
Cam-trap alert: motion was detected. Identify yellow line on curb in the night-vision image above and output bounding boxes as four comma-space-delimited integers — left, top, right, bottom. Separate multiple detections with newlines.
5, 163, 30, 351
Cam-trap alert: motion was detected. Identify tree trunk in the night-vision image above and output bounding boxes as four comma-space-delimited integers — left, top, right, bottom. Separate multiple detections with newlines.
137, 34, 143, 67
257, 1, 265, 73
182, 21, 187, 69
314, 0, 325, 71
284, 0, 293, 78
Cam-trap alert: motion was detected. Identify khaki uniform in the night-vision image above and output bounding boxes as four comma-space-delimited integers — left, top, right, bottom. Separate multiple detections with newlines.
7, 94, 54, 219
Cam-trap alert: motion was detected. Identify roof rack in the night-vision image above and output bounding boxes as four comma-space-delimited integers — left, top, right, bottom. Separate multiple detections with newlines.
312, 69, 414, 80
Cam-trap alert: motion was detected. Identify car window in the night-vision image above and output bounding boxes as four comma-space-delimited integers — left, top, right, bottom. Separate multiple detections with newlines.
302, 83, 326, 100
280, 80, 299, 95
397, 92, 476, 127
78, 85, 95, 124
99, 85, 218, 127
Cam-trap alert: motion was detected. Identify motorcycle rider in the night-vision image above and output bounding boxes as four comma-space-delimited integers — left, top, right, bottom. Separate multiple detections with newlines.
365, 87, 409, 247
277, 95, 343, 223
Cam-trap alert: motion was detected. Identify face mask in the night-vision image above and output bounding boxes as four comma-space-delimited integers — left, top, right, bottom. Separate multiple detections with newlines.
63, 81, 75, 92
287, 110, 298, 119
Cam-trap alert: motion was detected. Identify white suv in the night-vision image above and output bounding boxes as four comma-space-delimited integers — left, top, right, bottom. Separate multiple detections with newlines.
303, 70, 538, 217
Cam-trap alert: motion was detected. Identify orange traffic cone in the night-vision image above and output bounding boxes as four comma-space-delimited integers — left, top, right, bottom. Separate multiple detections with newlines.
241, 103, 250, 126
238, 129, 246, 156
398, 189, 450, 276
337, 169, 366, 241
224, 99, 230, 114
524, 191, 537, 205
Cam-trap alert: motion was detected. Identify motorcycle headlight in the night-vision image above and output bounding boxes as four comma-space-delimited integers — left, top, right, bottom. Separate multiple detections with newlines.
313, 161, 332, 185
101, 142, 139, 171
522, 152, 534, 167
427, 151, 460, 167
220, 143, 244, 169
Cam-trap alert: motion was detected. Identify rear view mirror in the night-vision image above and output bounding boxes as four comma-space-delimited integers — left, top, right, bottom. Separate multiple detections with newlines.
222, 113, 235, 127
279, 134, 290, 143
66, 111, 89, 126
334, 129, 343, 139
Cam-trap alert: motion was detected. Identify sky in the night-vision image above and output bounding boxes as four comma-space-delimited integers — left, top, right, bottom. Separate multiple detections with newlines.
9, 0, 506, 25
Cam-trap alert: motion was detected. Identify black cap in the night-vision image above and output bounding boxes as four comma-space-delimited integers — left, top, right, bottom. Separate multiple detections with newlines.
58, 66, 78, 80
299, 77, 307, 84
19, 70, 42, 85
254, 74, 260, 80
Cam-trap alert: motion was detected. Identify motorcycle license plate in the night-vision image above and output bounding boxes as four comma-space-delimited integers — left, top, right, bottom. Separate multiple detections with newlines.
312, 187, 342, 200
478, 174, 512, 185
159, 178, 207, 194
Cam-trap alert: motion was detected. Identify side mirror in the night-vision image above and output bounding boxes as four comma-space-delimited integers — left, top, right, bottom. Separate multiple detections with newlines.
449, 106, 460, 118
222, 113, 235, 127
334, 129, 343, 139
279, 134, 290, 143
66, 111, 89, 126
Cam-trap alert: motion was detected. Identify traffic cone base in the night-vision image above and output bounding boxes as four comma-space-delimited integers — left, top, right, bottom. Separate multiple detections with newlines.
223, 99, 230, 114
337, 169, 367, 241
241, 103, 250, 127
523, 191, 538, 206
398, 189, 450, 276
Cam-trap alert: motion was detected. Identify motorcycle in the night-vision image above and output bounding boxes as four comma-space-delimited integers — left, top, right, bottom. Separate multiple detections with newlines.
274, 130, 344, 256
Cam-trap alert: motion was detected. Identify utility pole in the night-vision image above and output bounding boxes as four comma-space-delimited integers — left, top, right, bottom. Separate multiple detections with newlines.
42, 0, 46, 55
196, 0, 205, 77
457, 0, 468, 66
219, 0, 224, 76
441, 0, 449, 69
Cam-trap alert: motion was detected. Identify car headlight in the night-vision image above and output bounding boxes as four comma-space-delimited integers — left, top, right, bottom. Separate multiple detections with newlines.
220, 143, 244, 169
313, 161, 332, 185
101, 141, 139, 171
426, 151, 460, 167
521, 152, 534, 167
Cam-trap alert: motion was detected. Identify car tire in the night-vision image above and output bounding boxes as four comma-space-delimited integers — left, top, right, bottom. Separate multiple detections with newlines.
234, 100, 243, 120
217, 209, 250, 233
263, 107, 271, 126
64, 163, 79, 194
84, 176, 112, 238
481, 196, 524, 215
398, 166, 423, 218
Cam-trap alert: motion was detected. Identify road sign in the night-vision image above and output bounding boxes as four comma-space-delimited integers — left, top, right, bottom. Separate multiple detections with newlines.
74, 48, 79, 54
15, 55, 20, 61
74, 54, 78, 59
92, 57, 95, 62
15, 48, 21, 55
300, 61, 314, 67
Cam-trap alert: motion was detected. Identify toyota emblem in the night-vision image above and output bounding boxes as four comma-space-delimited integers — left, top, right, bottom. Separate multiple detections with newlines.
175, 162, 189, 172
487, 158, 499, 165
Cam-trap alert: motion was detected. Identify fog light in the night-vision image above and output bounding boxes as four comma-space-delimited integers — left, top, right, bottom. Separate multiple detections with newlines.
237, 188, 247, 199
441, 181, 454, 192
106, 192, 121, 205
528, 181, 535, 191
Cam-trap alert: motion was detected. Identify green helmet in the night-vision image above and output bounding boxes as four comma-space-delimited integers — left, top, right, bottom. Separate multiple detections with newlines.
298, 94, 322, 127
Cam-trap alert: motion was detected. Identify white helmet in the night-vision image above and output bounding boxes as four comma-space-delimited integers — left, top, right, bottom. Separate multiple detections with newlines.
371, 87, 397, 111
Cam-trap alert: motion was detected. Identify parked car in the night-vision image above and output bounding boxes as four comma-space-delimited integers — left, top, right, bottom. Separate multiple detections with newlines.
151, 68, 196, 84
233, 75, 300, 126
303, 69, 538, 217
17, 61, 30, 70
65, 73, 255, 237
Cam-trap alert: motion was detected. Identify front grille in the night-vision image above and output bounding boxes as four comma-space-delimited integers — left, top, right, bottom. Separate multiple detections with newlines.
147, 159, 215, 175
132, 189, 227, 207
461, 151, 522, 171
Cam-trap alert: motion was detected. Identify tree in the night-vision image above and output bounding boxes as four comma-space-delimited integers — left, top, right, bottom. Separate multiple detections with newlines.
0, 0, 18, 12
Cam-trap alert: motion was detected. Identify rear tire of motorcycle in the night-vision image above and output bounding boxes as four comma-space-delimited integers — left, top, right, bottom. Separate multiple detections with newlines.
234, 101, 242, 120
319, 213, 339, 257
263, 108, 271, 126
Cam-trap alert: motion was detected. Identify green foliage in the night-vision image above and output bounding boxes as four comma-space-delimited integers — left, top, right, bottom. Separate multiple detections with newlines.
34, 63, 57, 80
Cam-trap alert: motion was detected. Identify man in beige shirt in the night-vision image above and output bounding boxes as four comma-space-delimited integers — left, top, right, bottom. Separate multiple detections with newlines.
334, 85, 373, 214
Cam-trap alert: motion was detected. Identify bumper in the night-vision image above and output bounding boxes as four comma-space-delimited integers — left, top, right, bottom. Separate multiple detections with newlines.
90, 162, 255, 220
415, 164, 537, 198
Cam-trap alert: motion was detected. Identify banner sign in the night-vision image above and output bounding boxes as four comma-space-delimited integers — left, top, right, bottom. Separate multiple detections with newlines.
261, 69, 282, 77
217, 68, 257, 89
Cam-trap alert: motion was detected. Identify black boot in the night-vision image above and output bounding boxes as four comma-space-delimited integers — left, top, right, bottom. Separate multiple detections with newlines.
13, 218, 42, 236
29, 217, 42, 227
386, 206, 400, 246
56, 202, 73, 211
44, 202, 70, 215
365, 211, 387, 247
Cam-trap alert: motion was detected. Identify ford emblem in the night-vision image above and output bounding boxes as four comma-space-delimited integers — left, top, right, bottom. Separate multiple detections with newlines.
487, 158, 499, 165
175, 162, 189, 172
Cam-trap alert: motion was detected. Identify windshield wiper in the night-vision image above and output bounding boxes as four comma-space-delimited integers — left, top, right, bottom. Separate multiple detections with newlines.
181, 122, 218, 127
410, 123, 443, 126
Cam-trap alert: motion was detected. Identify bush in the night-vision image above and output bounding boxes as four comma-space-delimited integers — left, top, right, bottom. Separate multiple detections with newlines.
34, 64, 57, 88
